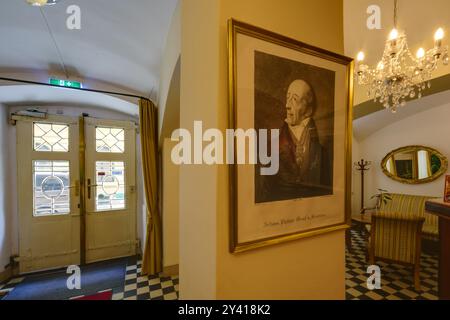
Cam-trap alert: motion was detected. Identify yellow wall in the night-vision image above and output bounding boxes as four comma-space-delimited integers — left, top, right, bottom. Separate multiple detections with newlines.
162, 139, 180, 268
180, 0, 346, 299
179, 0, 220, 299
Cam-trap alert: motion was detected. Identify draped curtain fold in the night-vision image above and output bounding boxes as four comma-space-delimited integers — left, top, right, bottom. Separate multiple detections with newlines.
139, 98, 162, 275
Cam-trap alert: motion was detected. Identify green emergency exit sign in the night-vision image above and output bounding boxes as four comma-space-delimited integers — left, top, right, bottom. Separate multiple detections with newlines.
49, 78, 83, 89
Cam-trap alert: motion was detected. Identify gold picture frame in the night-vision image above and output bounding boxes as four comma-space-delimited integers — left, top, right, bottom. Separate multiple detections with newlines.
228, 19, 354, 253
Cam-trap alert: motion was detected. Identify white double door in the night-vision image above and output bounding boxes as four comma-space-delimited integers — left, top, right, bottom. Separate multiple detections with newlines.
16, 115, 136, 274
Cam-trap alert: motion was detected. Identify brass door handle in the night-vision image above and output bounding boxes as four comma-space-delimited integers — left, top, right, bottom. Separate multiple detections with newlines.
68, 180, 80, 196
87, 179, 91, 199
87, 179, 99, 199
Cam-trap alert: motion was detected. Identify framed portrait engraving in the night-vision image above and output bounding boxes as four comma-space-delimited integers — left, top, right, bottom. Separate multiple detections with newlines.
228, 19, 353, 253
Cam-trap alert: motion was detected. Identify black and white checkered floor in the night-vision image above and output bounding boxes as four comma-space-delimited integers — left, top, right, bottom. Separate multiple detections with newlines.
116, 258, 179, 300
345, 228, 439, 300
0, 231, 438, 300
0, 257, 179, 300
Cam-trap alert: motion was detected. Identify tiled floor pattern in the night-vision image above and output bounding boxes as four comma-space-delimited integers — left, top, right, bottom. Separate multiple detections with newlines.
0, 257, 179, 300
346, 228, 439, 300
1, 232, 438, 300
113, 258, 179, 300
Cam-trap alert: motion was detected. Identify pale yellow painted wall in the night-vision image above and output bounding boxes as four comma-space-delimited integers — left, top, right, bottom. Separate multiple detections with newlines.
216, 0, 346, 300
180, 0, 347, 299
162, 138, 180, 268
179, 0, 220, 299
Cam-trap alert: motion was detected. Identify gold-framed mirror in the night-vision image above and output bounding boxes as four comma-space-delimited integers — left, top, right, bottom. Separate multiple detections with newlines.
381, 145, 448, 184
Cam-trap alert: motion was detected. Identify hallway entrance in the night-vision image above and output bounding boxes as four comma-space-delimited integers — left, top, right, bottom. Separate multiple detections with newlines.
15, 114, 137, 274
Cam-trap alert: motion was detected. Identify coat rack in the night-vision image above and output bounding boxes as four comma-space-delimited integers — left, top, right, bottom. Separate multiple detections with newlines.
354, 159, 371, 214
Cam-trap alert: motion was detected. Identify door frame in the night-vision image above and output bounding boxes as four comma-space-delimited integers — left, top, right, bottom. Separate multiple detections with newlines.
79, 116, 87, 264
14, 114, 138, 272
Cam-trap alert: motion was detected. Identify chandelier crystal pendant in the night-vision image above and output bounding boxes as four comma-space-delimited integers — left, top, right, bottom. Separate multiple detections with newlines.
355, 0, 449, 113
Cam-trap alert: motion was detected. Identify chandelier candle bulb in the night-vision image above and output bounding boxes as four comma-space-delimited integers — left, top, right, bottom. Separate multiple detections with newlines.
435, 28, 444, 40
389, 29, 400, 54
389, 28, 399, 41
357, 51, 365, 62
435, 28, 444, 47
416, 48, 425, 59
356, 52, 365, 74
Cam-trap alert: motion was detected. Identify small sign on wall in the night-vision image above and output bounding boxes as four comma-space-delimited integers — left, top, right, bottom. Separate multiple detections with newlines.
444, 175, 450, 203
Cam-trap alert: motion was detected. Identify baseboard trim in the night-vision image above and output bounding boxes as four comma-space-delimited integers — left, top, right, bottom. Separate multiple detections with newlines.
162, 264, 179, 277
0, 265, 12, 284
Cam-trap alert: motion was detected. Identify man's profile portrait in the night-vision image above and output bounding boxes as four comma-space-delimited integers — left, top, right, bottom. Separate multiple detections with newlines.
254, 51, 335, 203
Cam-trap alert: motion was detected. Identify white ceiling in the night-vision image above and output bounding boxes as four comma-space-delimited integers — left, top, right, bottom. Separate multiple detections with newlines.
0, 85, 138, 116
354, 89, 450, 140
0, 0, 178, 98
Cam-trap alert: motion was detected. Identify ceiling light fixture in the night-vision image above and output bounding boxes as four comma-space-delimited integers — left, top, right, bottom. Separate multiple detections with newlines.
355, 0, 448, 113
26, 0, 61, 7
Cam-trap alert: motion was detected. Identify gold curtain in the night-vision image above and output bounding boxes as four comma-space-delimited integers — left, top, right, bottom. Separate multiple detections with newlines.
139, 98, 162, 275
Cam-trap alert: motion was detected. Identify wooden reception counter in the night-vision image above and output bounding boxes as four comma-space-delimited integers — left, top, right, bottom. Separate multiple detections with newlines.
425, 199, 450, 300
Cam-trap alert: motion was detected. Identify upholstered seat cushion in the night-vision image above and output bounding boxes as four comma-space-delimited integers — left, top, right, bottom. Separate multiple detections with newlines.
370, 213, 424, 264
378, 193, 439, 240
422, 222, 439, 239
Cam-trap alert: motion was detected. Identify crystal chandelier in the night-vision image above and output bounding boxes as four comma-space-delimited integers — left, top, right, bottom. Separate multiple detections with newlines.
355, 0, 449, 113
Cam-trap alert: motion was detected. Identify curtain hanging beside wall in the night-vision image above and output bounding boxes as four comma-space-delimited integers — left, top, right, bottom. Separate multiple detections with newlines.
139, 98, 162, 275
